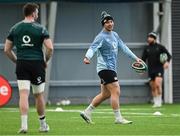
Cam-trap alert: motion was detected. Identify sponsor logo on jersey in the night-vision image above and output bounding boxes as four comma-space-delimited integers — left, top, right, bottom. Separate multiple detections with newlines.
22, 35, 34, 47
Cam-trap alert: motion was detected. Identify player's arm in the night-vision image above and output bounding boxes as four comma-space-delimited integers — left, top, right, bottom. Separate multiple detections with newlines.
117, 36, 140, 62
84, 36, 103, 64
161, 45, 172, 62
4, 39, 17, 63
43, 38, 53, 63
161, 45, 172, 69
42, 26, 54, 64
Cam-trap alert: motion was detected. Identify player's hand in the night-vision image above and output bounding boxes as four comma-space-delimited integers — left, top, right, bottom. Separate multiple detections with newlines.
163, 62, 169, 69
136, 58, 142, 63
135, 58, 146, 75
83, 57, 90, 64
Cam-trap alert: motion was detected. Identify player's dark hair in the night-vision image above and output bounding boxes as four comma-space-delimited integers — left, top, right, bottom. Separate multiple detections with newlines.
23, 3, 39, 17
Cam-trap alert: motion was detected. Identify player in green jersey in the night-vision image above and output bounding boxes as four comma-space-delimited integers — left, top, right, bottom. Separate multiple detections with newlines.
4, 3, 53, 133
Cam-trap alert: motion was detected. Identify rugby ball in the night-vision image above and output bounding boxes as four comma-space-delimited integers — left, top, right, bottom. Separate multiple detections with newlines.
160, 53, 168, 64
132, 61, 148, 73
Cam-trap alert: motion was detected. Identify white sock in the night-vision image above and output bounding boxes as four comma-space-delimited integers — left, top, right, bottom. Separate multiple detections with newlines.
153, 97, 156, 104
153, 96, 158, 106
39, 115, 46, 127
85, 104, 95, 116
113, 109, 123, 121
158, 95, 162, 106
21, 115, 28, 130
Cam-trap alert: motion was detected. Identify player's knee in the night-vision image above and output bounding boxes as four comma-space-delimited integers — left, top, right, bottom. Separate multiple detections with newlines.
111, 90, 120, 98
100, 91, 110, 99
108, 82, 119, 90
155, 81, 161, 88
34, 94, 45, 104
157, 84, 162, 90
150, 84, 156, 90
155, 78, 162, 85
104, 93, 111, 99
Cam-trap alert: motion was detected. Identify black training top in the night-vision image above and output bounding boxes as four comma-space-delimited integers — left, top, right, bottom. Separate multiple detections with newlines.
142, 43, 171, 74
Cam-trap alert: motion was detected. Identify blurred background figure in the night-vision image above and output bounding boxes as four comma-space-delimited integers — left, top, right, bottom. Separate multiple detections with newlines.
142, 32, 171, 108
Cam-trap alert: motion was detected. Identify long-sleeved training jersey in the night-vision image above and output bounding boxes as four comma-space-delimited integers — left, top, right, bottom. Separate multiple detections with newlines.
142, 43, 171, 74
85, 30, 138, 73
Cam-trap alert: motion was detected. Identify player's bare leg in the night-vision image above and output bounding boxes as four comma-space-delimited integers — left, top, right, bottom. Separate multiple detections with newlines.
150, 80, 158, 107
150, 81, 156, 97
154, 77, 163, 107
105, 81, 132, 124
34, 90, 49, 132
35, 93, 45, 116
91, 84, 111, 107
18, 89, 29, 133
80, 85, 110, 124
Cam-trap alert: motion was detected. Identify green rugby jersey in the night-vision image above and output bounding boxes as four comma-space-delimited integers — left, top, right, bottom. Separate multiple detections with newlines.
7, 21, 49, 60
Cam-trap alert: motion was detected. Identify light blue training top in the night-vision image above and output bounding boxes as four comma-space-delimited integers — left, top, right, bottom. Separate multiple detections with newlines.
85, 30, 138, 73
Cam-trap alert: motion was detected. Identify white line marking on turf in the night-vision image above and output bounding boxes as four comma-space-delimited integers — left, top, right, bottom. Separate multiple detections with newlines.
1, 107, 180, 118
79, 115, 173, 119
47, 108, 160, 116
3, 135, 180, 136
171, 114, 180, 117
96, 108, 165, 111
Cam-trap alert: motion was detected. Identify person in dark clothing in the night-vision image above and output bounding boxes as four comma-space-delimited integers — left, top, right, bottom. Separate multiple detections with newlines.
4, 3, 53, 133
142, 32, 171, 107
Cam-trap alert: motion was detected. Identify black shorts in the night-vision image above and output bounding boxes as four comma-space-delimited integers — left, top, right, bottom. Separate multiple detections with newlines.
16, 60, 46, 85
98, 70, 118, 85
149, 71, 164, 81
